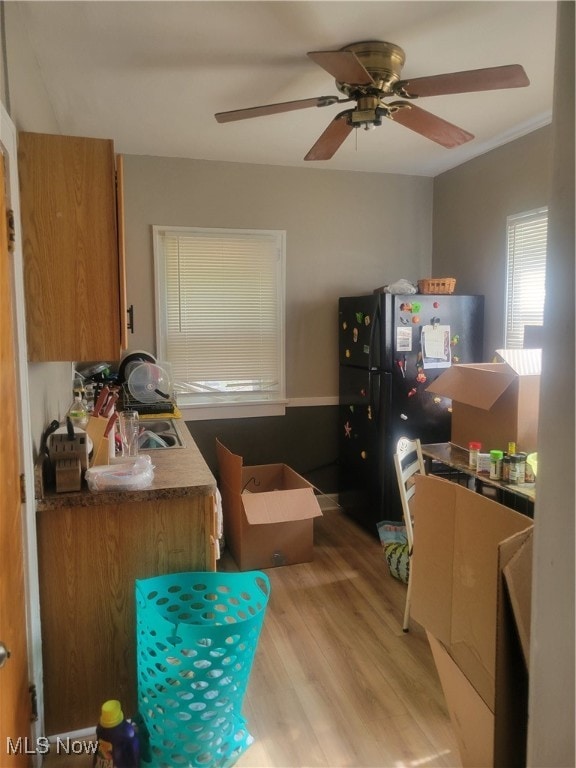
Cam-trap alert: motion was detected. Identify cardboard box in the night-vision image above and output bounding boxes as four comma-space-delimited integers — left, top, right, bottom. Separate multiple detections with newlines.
493, 528, 532, 767
426, 348, 541, 452
426, 631, 495, 767
411, 475, 533, 767
216, 439, 323, 571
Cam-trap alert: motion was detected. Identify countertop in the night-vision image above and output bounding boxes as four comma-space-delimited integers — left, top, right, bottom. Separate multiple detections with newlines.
36, 419, 217, 511
421, 442, 536, 503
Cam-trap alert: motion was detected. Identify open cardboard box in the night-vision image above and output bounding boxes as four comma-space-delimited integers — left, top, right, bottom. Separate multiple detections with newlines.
216, 439, 323, 571
411, 474, 533, 767
426, 348, 541, 452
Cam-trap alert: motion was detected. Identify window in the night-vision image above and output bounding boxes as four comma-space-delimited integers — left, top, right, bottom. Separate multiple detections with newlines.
505, 208, 548, 348
153, 226, 286, 418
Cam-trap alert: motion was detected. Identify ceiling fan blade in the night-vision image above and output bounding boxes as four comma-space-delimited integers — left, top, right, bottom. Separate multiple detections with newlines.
304, 113, 353, 161
307, 50, 374, 85
395, 64, 529, 98
215, 95, 343, 123
387, 102, 474, 148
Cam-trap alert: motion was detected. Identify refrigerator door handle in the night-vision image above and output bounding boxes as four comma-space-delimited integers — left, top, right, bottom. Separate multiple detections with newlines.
369, 370, 379, 418
369, 369, 391, 423
369, 299, 381, 371
371, 370, 392, 425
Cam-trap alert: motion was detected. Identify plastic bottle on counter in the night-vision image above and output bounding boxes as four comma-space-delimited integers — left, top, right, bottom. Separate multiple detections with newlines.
93, 699, 139, 768
468, 442, 482, 470
67, 391, 89, 429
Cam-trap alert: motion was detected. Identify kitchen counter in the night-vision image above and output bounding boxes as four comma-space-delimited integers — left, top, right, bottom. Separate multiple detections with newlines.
36, 418, 216, 510
36, 417, 219, 735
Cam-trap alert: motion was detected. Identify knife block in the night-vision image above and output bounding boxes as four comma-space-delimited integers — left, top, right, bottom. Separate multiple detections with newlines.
86, 415, 112, 466
55, 458, 82, 493
48, 433, 89, 470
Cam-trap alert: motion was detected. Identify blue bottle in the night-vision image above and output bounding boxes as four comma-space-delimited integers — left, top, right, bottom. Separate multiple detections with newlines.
93, 699, 140, 768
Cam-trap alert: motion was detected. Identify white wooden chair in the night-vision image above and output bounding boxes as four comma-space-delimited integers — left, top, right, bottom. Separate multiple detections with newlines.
393, 436, 426, 632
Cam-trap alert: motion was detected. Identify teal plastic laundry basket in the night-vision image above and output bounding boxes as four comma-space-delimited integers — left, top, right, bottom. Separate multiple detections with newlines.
135, 570, 270, 768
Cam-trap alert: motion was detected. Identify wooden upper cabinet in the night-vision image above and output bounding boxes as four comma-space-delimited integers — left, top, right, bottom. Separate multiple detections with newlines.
18, 131, 127, 361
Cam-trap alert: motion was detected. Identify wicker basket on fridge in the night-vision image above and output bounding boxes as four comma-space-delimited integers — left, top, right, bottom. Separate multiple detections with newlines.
417, 278, 456, 295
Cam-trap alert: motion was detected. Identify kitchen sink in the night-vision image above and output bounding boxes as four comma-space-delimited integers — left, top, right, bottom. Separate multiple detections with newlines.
137, 419, 184, 449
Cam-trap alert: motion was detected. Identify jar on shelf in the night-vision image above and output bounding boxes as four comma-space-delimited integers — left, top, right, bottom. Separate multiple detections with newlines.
468, 442, 482, 470
489, 450, 504, 480
509, 454, 526, 485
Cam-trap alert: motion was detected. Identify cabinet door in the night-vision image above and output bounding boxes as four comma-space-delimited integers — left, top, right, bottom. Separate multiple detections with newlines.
37, 494, 216, 734
18, 132, 126, 361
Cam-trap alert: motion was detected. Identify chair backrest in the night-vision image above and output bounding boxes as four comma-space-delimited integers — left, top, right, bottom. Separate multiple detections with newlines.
393, 437, 426, 548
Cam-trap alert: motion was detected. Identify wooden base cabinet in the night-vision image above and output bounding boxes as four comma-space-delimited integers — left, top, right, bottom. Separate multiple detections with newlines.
18, 131, 126, 361
37, 494, 216, 735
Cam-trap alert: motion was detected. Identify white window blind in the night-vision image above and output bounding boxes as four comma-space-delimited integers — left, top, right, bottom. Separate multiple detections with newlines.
153, 227, 285, 412
505, 208, 547, 348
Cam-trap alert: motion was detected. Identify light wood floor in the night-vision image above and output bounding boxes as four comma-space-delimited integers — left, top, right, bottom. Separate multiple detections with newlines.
43, 507, 460, 767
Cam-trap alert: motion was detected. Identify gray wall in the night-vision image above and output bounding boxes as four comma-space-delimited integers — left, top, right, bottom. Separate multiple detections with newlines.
433, 126, 552, 359
122, 155, 433, 400
121, 157, 431, 495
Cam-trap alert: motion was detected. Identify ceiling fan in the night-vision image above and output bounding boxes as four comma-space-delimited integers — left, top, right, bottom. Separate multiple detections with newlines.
215, 40, 530, 160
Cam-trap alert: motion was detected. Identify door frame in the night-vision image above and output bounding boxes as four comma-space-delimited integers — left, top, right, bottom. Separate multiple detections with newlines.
1, 102, 44, 757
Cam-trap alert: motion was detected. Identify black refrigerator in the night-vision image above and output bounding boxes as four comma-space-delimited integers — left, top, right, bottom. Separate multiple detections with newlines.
338, 292, 484, 534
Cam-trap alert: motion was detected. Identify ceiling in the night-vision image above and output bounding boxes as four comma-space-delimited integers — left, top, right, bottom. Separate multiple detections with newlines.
11, 1, 557, 176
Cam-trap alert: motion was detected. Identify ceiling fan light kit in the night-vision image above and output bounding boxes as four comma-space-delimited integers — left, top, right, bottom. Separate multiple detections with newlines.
215, 40, 530, 161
